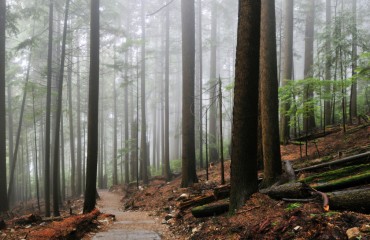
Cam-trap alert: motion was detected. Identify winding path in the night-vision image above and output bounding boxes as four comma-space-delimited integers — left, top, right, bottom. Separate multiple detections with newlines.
91, 190, 171, 240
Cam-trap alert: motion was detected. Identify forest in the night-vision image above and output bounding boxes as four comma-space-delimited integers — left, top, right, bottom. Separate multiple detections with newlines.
0, 0, 370, 239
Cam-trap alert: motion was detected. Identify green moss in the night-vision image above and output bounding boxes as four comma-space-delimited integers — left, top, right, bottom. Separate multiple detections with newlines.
302, 163, 370, 184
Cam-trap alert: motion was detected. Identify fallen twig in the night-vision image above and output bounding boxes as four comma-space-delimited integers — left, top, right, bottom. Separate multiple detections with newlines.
311, 188, 329, 211
282, 198, 316, 203
237, 205, 260, 214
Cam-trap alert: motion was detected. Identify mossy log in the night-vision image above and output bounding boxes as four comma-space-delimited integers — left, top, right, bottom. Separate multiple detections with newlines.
260, 182, 312, 200
328, 188, 370, 213
291, 128, 341, 142
178, 195, 216, 211
303, 163, 370, 184
309, 171, 370, 192
295, 151, 370, 173
191, 202, 229, 218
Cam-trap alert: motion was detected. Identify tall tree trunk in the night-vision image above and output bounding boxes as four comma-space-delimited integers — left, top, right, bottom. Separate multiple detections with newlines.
8, 45, 32, 206
32, 86, 41, 211
349, 0, 357, 122
280, 0, 293, 144
209, 1, 218, 163
112, 57, 118, 185
164, 2, 171, 181
44, 0, 53, 217
324, 0, 332, 127
67, 43, 76, 196
260, 0, 282, 187
303, 0, 316, 132
197, 0, 203, 169
52, 0, 70, 216
83, 0, 100, 213
229, 0, 261, 212
124, 53, 130, 184
60, 110, 65, 201
0, 0, 8, 212
76, 42, 82, 195
140, 0, 149, 184
181, 0, 198, 188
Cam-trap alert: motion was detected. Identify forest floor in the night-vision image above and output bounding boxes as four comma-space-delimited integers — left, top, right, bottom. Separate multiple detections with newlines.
118, 123, 370, 239
0, 123, 369, 239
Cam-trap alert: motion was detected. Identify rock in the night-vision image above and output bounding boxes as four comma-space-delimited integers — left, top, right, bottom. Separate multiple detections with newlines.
165, 214, 174, 221
177, 193, 189, 201
161, 219, 167, 224
346, 227, 361, 240
360, 224, 370, 233
293, 226, 301, 231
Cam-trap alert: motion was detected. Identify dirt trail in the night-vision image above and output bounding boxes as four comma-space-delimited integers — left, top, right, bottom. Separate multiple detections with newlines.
90, 190, 172, 240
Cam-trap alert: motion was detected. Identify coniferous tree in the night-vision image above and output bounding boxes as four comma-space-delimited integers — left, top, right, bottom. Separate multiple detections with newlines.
83, 0, 100, 213
303, 0, 316, 132
229, 0, 261, 212
280, 0, 294, 144
181, 0, 198, 188
0, 0, 8, 213
260, 0, 282, 187
44, 0, 54, 217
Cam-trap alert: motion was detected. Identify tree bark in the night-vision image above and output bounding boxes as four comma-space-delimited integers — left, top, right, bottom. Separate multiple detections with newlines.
260, 0, 282, 187
280, 0, 294, 144
164, 2, 171, 181
0, 0, 8, 212
181, 0, 198, 188
229, 0, 261, 212
349, 0, 357, 122
303, 0, 316, 132
52, 0, 70, 216
67, 41, 75, 196
209, 1, 218, 164
44, 0, 53, 217
140, 0, 149, 184
324, 0, 332, 127
83, 0, 100, 213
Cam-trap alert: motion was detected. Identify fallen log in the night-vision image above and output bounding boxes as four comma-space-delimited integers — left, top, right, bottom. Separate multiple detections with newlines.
309, 171, 370, 192
10, 214, 42, 225
295, 151, 370, 173
214, 185, 231, 199
191, 202, 229, 218
301, 163, 370, 192
260, 182, 312, 200
28, 208, 100, 240
291, 128, 341, 142
178, 195, 216, 211
328, 188, 370, 213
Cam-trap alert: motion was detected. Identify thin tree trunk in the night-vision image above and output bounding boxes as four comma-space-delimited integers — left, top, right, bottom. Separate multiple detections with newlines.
44, 0, 53, 217
198, 0, 203, 169
140, 0, 148, 184
209, 1, 218, 163
67, 42, 76, 196
112, 56, 118, 185
280, 0, 294, 144
76, 42, 82, 195
349, 0, 357, 122
303, 0, 316, 133
0, 0, 8, 212
52, 0, 70, 217
324, 0, 332, 127
164, 2, 171, 181
31, 86, 41, 211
